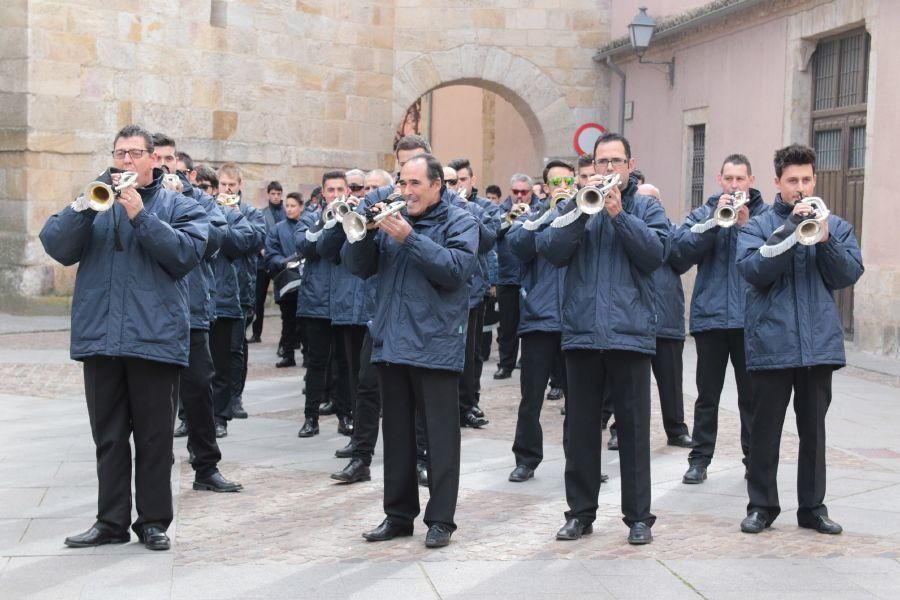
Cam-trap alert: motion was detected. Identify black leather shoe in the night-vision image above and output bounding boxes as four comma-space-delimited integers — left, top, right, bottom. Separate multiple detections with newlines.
493, 367, 512, 380
173, 420, 188, 438
740, 511, 770, 534
417, 464, 429, 487
319, 401, 335, 416
275, 356, 296, 368
628, 522, 653, 545
362, 518, 413, 542
247, 335, 261, 344
231, 402, 248, 419
425, 523, 453, 548
462, 411, 489, 428
556, 518, 592, 540
64, 525, 130, 548
607, 432, 618, 451
215, 422, 227, 438
667, 434, 695, 448
682, 464, 707, 484
546, 387, 564, 401
335, 441, 355, 458
600, 472, 609, 484
508, 465, 535, 482
139, 525, 170, 551
471, 404, 485, 418
337, 415, 354, 436
560, 405, 566, 415
800, 515, 843, 535
331, 458, 371, 483
194, 471, 243, 492
298, 417, 319, 438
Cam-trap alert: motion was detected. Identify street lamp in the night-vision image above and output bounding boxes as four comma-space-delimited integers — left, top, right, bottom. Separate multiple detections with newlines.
628, 7, 675, 86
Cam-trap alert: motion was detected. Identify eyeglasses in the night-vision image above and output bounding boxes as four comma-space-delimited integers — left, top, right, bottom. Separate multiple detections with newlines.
197, 183, 212, 191
348, 184, 364, 192
511, 189, 530, 196
112, 149, 150, 160
593, 158, 628, 169
549, 176, 575, 187
445, 179, 458, 186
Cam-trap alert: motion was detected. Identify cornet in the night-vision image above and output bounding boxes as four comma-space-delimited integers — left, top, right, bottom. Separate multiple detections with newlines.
714, 190, 749, 229
216, 193, 240, 207
796, 197, 830, 245
343, 193, 405, 243
323, 196, 360, 224
504, 202, 532, 225
574, 173, 621, 215
162, 173, 181, 191
83, 171, 138, 212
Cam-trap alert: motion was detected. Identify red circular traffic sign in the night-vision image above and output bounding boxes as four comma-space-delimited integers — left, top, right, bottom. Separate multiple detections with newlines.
573, 123, 607, 156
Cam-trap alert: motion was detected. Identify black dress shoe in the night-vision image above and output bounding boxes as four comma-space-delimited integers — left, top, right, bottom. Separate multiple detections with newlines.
560, 405, 566, 415
232, 402, 248, 419
331, 458, 371, 483
215, 422, 227, 438
362, 518, 413, 541
461, 411, 489, 428
546, 387, 564, 401
556, 518, 592, 541
64, 525, 130, 548
275, 356, 296, 368
493, 367, 512, 380
335, 441, 355, 458
628, 522, 653, 545
173, 420, 188, 438
417, 464, 429, 487
194, 471, 243, 492
682, 464, 707, 484
508, 465, 535, 482
337, 415, 354, 436
740, 511, 770, 534
298, 417, 319, 438
600, 472, 609, 484
139, 525, 170, 551
515, 359, 522, 369
471, 404, 485, 418
800, 515, 843, 535
425, 523, 453, 548
607, 432, 618, 451
319, 401, 336, 416
667, 434, 695, 448
247, 335, 261, 343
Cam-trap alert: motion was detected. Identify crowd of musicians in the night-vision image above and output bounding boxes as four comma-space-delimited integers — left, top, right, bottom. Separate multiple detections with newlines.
40, 124, 864, 552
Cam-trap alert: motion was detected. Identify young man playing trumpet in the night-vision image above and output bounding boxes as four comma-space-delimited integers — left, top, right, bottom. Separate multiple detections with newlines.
736, 144, 863, 535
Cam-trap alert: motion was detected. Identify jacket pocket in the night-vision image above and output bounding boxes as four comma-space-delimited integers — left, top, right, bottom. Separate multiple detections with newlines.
72, 288, 106, 342
122, 287, 178, 345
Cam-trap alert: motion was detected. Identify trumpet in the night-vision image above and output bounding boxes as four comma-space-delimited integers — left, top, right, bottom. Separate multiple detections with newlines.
216, 193, 240, 207
323, 196, 359, 224
83, 171, 138, 212
162, 173, 181, 191
796, 197, 830, 245
549, 188, 574, 211
343, 193, 405, 243
574, 173, 620, 215
714, 190, 749, 228
504, 202, 532, 225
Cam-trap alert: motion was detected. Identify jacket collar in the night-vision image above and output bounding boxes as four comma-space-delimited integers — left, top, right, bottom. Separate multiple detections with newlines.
772, 194, 793, 217
410, 191, 451, 225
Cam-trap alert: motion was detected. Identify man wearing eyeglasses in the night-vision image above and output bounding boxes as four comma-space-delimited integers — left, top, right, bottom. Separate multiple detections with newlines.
537, 133, 668, 546
40, 124, 210, 551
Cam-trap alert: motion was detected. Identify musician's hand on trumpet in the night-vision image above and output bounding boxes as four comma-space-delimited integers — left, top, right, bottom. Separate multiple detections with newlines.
792, 200, 829, 243
377, 208, 412, 243
586, 173, 622, 218
718, 191, 750, 227
110, 172, 144, 220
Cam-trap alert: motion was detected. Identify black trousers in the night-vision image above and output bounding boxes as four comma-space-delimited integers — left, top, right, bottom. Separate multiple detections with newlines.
564, 349, 655, 528
378, 364, 460, 530
651, 338, 690, 439
336, 324, 368, 420
747, 366, 832, 525
232, 305, 254, 408
350, 331, 381, 465
481, 294, 498, 361
472, 302, 486, 405
496, 284, 520, 371
252, 268, 270, 339
278, 291, 298, 359
301, 317, 333, 418
210, 317, 239, 423
513, 331, 565, 470
83, 356, 177, 535
178, 330, 222, 478
459, 303, 483, 417
689, 329, 754, 467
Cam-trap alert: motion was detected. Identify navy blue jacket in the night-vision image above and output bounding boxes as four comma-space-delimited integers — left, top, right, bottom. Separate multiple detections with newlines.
262, 202, 285, 234
343, 192, 479, 372
507, 200, 566, 336
535, 177, 670, 355
236, 201, 265, 308
40, 170, 209, 367
674, 189, 767, 333
736, 195, 863, 371
497, 194, 540, 285
213, 205, 257, 319
654, 220, 690, 341
458, 194, 499, 308
264, 216, 299, 303
295, 208, 332, 320
181, 178, 226, 330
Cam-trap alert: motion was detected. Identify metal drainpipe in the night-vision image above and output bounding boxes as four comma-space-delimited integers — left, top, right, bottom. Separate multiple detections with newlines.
606, 56, 626, 135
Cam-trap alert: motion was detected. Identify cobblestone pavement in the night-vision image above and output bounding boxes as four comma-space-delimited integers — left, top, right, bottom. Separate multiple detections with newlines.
2, 322, 900, 599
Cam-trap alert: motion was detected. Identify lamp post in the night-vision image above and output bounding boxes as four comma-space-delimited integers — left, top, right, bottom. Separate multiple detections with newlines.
628, 6, 675, 86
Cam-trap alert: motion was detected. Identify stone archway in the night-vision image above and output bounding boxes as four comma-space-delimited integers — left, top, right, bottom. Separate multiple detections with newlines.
392, 46, 578, 161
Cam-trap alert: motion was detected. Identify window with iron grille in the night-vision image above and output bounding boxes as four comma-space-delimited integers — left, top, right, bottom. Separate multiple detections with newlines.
849, 126, 866, 169
813, 29, 869, 112
690, 125, 706, 208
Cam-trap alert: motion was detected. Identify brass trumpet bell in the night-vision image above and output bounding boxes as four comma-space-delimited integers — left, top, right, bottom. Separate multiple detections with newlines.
714, 190, 749, 229
83, 170, 138, 212
574, 173, 620, 215
216, 193, 240, 207
343, 198, 407, 244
